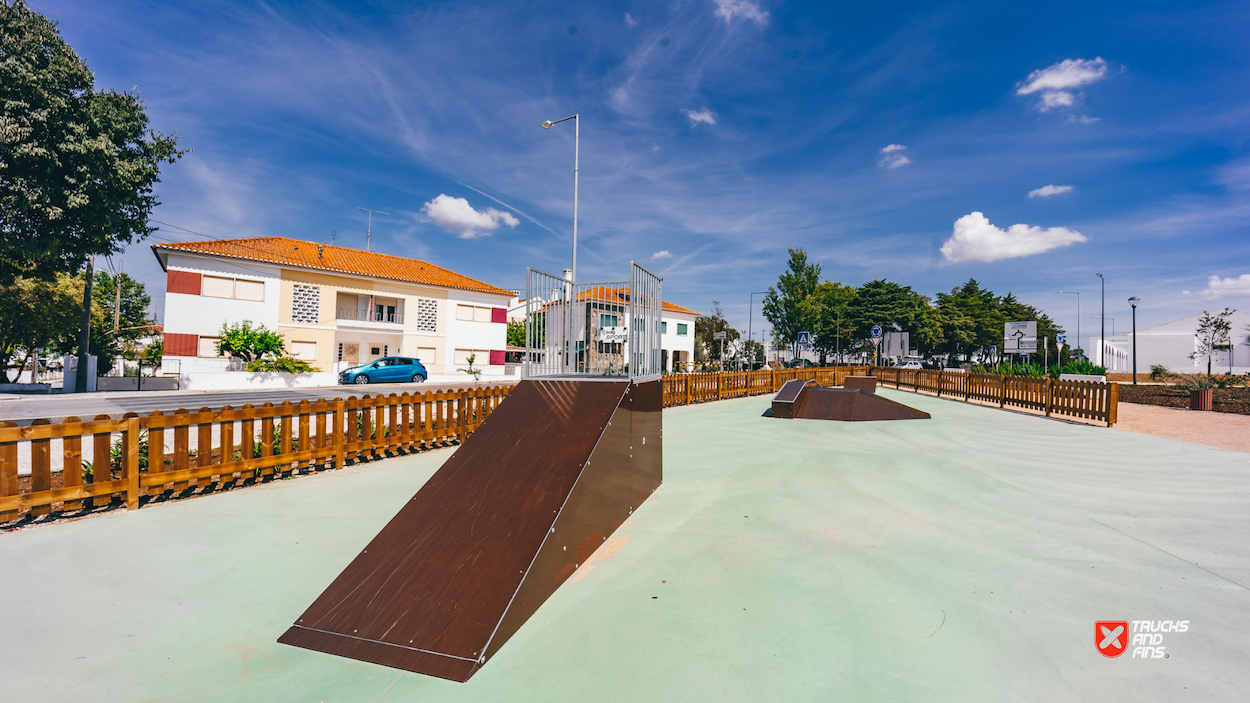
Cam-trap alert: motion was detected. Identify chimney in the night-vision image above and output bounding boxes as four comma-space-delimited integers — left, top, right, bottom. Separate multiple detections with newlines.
318, 244, 324, 259
562, 269, 572, 281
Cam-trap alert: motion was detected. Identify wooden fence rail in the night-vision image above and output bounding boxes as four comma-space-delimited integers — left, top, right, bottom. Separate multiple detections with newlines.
661, 365, 1118, 427
0, 385, 513, 523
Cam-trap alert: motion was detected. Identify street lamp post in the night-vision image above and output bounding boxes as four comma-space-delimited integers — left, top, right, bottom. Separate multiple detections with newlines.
1096, 273, 1105, 368
748, 291, 768, 371
1058, 290, 1081, 362
540, 114, 579, 283
1128, 297, 1140, 385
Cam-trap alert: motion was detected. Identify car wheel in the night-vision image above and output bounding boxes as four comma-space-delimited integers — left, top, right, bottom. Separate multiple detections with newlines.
354, 375, 370, 384
412, 373, 426, 383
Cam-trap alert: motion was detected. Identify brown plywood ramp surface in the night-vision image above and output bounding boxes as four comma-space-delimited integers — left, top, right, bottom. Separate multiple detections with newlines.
279, 378, 663, 681
795, 387, 930, 421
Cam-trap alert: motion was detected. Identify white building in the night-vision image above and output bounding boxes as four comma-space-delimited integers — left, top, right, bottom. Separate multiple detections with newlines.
1091, 310, 1250, 375
153, 237, 514, 388
506, 292, 699, 373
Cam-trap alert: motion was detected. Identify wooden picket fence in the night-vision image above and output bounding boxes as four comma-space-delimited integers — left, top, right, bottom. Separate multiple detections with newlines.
662, 365, 1118, 427
0, 385, 513, 523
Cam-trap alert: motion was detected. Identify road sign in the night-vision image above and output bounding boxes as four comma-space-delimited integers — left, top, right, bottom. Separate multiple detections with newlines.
1056, 334, 1065, 344
871, 336, 883, 347
1003, 321, 1037, 354
870, 325, 883, 338
796, 331, 812, 346
989, 344, 997, 355
713, 331, 727, 340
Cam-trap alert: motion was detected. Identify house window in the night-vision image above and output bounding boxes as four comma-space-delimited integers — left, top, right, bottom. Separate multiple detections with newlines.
202, 275, 265, 301
418, 347, 436, 363
677, 323, 688, 336
198, 336, 221, 357
454, 348, 489, 365
291, 284, 320, 323
416, 298, 437, 332
456, 304, 493, 322
600, 314, 618, 327
661, 321, 667, 334
289, 341, 317, 360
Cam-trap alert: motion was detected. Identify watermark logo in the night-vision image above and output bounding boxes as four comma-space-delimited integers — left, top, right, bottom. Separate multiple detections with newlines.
1097, 620, 1188, 659
1096, 621, 1129, 658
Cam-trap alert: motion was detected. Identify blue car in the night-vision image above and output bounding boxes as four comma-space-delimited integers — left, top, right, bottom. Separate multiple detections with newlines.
339, 356, 428, 385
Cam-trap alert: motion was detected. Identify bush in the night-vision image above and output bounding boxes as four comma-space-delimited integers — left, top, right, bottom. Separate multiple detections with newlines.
1148, 364, 1170, 381
1051, 360, 1106, 378
246, 357, 318, 373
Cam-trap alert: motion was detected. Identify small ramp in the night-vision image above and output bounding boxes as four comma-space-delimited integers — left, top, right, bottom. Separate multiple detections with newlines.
771, 379, 930, 422
279, 378, 662, 681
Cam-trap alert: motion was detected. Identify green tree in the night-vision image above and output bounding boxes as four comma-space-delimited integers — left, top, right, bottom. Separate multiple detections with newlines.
215, 320, 284, 363
812, 281, 857, 364
1190, 308, 1235, 377
0, 1, 185, 282
50, 269, 154, 374
762, 249, 820, 350
0, 274, 80, 382
506, 319, 526, 348
694, 300, 740, 367
847, 279, 939, 359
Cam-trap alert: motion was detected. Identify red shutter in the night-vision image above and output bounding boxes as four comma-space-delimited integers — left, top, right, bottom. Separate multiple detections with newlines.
489, 350, 505, 366
165, 333, 199, 357
167, 270, 202, 295
491, 307, 507, 324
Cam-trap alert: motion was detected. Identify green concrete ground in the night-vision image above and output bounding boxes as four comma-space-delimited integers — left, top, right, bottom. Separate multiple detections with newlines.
2, 389, 1248, 701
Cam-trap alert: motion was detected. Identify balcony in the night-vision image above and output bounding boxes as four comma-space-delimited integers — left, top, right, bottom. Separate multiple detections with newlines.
335, 308, 404, 326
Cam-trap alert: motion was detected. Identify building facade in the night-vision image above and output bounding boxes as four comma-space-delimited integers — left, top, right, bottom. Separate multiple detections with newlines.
153, 238, 514, 384
1091, 310, 1250, 375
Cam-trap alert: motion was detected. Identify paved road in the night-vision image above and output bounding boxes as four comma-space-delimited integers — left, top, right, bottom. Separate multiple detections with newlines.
0, 380, 516, 426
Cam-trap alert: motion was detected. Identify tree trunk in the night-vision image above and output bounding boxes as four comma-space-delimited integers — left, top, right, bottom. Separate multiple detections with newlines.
75, 255, 95, 393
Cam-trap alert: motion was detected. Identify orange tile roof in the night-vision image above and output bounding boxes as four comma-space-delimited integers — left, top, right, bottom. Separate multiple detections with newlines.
152, 237, 513, 296
566, 286, 699, 316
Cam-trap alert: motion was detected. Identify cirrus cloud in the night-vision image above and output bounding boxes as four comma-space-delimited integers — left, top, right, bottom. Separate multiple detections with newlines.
878, 144, 911, 169
421, 194, 519, 239
712, 0, 769, 25
651, 250, 673, 259
941, 211, 1087, 263
682, 108, 717, 126
1017, 57, 1109, 112
1184, 274, 1250, 300
1027, 184, 1075, 198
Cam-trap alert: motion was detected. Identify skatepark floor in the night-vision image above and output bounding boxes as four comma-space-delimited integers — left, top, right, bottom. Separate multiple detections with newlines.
2, 388, 1247, 701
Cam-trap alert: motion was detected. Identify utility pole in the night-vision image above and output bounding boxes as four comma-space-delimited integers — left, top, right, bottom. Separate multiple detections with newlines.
357, 207, 389, 252
113, 271, 122, 333
75, 254, 95, 393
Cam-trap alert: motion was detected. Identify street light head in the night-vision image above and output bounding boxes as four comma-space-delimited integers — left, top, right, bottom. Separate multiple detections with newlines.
540, 120, 554, 129
1096, 273, 1103, 278
1129, 296, 1140, 305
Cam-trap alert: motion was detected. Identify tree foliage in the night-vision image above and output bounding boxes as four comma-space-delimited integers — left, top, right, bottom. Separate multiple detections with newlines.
762, 249, 820, 348
694, 300, 739, 365
0, 1, 184, 282
216, 320, 284, 363
1190, 308, 1235, 377
49, 269, 155, 374
0, 274, 80, 381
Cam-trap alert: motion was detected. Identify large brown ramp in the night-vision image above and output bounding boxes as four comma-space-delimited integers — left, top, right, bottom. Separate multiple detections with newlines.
278, 377, 662, 681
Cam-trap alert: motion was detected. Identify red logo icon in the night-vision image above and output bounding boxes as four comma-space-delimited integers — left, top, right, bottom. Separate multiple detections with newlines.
1096, 621, 1129, 657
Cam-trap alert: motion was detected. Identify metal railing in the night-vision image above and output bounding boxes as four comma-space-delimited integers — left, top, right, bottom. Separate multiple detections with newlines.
335, 308, 404, 324
524, 262, 663, 381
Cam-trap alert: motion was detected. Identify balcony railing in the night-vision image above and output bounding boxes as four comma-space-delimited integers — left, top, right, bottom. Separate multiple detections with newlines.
336, 308, 404, 324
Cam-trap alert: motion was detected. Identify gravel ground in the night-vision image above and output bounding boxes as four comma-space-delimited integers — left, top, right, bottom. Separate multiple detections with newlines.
1117, 383, 1250, 415
1115, 401, 1250, 453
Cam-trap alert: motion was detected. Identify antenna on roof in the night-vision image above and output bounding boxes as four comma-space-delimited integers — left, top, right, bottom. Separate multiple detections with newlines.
331, 229, 335, 245
357, 207, 390, 252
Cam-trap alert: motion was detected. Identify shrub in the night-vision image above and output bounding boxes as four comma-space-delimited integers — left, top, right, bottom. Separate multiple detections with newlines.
1148, 364, 1170, 381
1051, 360, 1107, 378
246, 357, 318, 373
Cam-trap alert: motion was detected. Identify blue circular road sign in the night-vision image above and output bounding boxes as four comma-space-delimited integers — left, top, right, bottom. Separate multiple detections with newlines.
871, 325, 882, 337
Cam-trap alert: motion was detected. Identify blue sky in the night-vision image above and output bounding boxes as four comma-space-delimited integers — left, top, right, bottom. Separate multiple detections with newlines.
40, 0, 1250, 349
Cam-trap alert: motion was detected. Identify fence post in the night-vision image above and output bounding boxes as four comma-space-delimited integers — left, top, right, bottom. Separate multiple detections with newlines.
999, 376, 1006, 408
0, 420, 16, 522
125, 416, 141, 510
1108, 383, 1119, 427
1045, 378, 1053, 417
716, 373, 722, 401
334, 398, 346, 469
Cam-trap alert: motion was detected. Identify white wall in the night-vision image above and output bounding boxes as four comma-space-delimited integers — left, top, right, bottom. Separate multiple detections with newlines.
661, 312, 697, 371
445, 290, 509, 368
1093, 310, 1250, 375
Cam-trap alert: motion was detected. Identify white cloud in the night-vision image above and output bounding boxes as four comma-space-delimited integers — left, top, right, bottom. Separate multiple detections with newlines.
624, 13, 638, 27
651, 250, 673, 259
1017, 57, 1109, 112
1027, 184, 1075, 198
420, 194, 519, 239
683, 108, 717, 126
1185, 274, 1250, 300
940, 211, 1087, 263
713, 0, 769, 25
1067, 115, 1100, 124
877, 145, 910, 169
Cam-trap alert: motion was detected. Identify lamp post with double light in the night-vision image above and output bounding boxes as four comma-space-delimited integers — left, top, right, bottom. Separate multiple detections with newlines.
1129, 297, 1140, 385
540, 115, 579, 283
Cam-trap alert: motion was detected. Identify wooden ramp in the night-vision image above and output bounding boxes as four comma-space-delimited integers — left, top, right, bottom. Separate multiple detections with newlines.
279, 378, 662, 681
772, 380, 930, 422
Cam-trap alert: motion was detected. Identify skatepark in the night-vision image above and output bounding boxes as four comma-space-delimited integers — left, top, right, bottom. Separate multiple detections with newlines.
2, 386, 1247, 701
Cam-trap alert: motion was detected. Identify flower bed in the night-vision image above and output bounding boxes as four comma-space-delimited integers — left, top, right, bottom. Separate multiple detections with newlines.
1117, 384, 1250, 415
